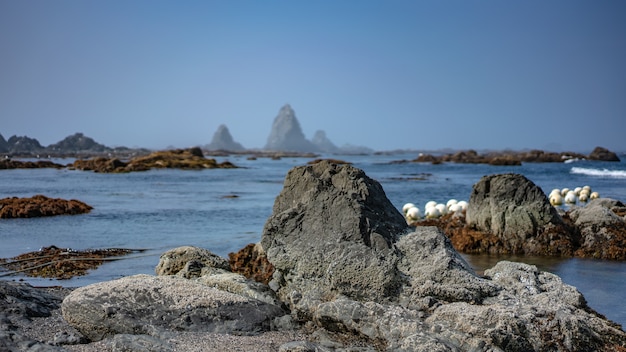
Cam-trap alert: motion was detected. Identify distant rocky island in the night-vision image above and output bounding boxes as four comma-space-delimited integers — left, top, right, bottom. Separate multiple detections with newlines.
206, 104, 373, 154
0, 104, 621, 162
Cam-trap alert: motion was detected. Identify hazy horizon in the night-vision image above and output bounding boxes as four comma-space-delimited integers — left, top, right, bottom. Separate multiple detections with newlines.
2, 1, 625, 153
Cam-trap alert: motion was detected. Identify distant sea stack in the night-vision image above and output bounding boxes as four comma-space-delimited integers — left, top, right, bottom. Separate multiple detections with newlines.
207, 125, 245, 151
0, 133, 8, 153
264, 104, 318, 153
311, 130, 339, 153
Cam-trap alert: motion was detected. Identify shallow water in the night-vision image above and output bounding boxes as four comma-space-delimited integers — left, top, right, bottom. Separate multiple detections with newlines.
1, 153, 625, 327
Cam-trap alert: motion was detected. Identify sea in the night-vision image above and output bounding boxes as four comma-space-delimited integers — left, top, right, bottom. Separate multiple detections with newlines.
1, 153, 625, 327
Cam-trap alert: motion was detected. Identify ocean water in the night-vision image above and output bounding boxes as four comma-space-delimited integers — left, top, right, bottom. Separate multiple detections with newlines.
1, 153, 625, 327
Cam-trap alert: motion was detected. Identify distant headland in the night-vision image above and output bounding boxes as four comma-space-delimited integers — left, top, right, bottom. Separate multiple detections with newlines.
0, 104, 621, 162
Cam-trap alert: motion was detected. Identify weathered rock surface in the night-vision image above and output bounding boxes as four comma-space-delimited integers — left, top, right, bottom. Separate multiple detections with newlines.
264, 104, 319, 153
0, 195, 93, 218
0, 281, 68, 351
570, 198, 626, 260
465, 173, 574, 254
207, 124, 246, 151
419, 174, 626, 260
229, 242, 275, 285
260, 160, 410, 312
70, 147, 238, 172
61, 274, 286, 341
55, 162, 626, 351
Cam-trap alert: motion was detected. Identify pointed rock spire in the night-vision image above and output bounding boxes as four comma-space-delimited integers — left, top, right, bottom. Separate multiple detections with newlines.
264, 104, 318, 152
207, 125, 245, 151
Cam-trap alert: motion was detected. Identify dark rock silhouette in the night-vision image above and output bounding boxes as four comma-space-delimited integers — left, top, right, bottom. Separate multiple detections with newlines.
264, 104, 318, 152
0, 133, 8, 152
5, 135, 45, 154
48, 132, 109, 153
206, 125, 245, 151
588, 146, 621, 161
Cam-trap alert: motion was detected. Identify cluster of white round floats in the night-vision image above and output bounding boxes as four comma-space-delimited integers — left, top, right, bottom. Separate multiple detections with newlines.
548, 186, 599, 206
402, 199, 468, 225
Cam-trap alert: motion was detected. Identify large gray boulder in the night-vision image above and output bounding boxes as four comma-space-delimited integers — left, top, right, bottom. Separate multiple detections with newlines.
260, 160, 410, 314
61, 274, 286, 341
466, 173, 567, 253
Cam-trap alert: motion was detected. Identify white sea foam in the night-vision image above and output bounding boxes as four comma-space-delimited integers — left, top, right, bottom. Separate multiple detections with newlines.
570, 167, 626, 179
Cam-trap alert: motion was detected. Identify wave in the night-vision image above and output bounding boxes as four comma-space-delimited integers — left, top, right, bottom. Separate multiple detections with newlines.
570, 167, 626, 179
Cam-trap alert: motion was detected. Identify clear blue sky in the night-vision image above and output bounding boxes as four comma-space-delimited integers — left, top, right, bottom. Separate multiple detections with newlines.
1, 0, 625, 152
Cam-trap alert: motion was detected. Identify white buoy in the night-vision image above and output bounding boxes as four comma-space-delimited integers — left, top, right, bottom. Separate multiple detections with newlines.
457, 200, 468, 211
425, 207, 441, 219
565, 191, 577, 204
402, 203, 416, 214
590, 191, 600, 199
446, 199, 458, 209
406, 207, 421, 221
435, 203, 448, 216
550, 193, 563, 206
449, 203, 462, 214
425, 201, 437, 210
561, 188, 570, 197
579, 193, 589, 203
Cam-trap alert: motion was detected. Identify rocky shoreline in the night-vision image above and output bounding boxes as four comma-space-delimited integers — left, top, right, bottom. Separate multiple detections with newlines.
2, 160, 625, 351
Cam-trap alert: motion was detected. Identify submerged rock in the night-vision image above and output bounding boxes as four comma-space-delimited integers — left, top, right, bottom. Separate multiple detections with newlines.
70, 147, 238, 173
0, 195, 92, 218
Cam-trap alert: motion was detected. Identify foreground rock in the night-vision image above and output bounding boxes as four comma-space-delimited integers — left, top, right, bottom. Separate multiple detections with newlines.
57, 161, 626, 351
70, 147, 238, 172
0, 195, 92, 218
62, 274, 286, 341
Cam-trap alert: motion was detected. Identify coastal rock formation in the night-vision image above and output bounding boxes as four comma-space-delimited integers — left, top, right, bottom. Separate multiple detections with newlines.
47, 132, 109, 153
207, 124, 245, 151
0, 195, 93, 218
0, 133, 8, 152
264, 104, 318, 153
588, 146, 621, 161
70, 147, 237, 172
310, 130, 338, 153
5, 135, 45, 154
0, 159, 65, 169
465, 173, 572, 254
0, 246, 135, 279
417, 175, 626, 260
260, 160, 410, 308
570, 198, 626, 260
411, 147, 620, 164
55, 162, 626, 350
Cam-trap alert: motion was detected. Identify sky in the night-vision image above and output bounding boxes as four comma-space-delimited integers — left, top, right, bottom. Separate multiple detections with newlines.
1, 1, 625, 153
